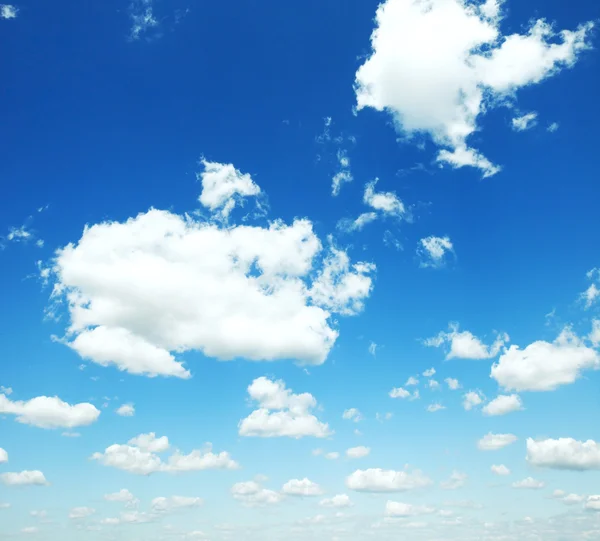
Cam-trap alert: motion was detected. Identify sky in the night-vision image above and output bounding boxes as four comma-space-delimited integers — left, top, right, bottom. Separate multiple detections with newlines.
1, 0, 600, 539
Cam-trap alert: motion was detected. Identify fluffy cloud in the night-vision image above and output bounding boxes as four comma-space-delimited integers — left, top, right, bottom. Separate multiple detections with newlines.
463, 391, 485, 411
590, 320, 600, 347
1, 470, 48, 486
423, 368, 436, 377
231, 480, 283, 507
440, 471, 468, 490
417, 236, 454, 268
104, 489, 139, 506
354, 0, 593, 176
47, 168, 375, 377
238, 377, 331, 439
0, 393, 99, 429
482, 394, 523, 416
586, 496, 600, 511
491, 328, 600, 391
342, 408, 363, 422
324, 452, 340, 460
389, 387, 418, 400
129, 0, 158, 41
427, 403, 445, 413
425, 323, 508, 360
91, 433, 239, 475
526, 438, 600, 470
0, 448, 7, 463
320, 494, 353, 508
512, 112, 538, 131
512, 477, 545, 489
346, 468, 433, 492
0, 4, 18, 19
69, 507, 96, 519
282, 478, 323, 496
406, 376, 418, 386
346, 446, 370, 459
385, 501, 435, 517
477, 433, 517, 451
116, 404, 135, 417
445, 378, 461, 390
491, 464, 510, 476
581, 269, 600, 309
151, 496, 203, 512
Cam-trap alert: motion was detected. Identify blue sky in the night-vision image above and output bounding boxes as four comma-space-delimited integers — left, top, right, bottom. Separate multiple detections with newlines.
1, 0, 600, 539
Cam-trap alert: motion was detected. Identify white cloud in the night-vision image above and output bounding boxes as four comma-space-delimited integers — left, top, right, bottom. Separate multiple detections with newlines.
547, 122, 560, 133
463, 391, 485, 411
0, 386, 12, 395
427, 403, 445, 413
425, 323, 508, 360
0, 448, 7, 463
69, 507, 95, 519
477, 433, 517, 451
406, 376, 418, 386
320, 494, 353, 508
440, 471, 467, 490
445, 378, 461, 390
129, 0, 158, 41
346, 446, 371, 459
482, 394, 523, 416
491, 328, 600, 391
238, 377, 331, 439
417, 236, 454, 268
590, 320, 600, 347
422, 368, 436, 377
385, 501, 435, 517
512, 477, 545, 489
342, 408, 363, 422
91, 433, 238, 475
104, 489, 139, 506
151, 496, 203, 512
354, 0, 593, 176
282, 478, 323, 496
526, 437, 600, 470
512, 112, 538, 131
491, 464, 510, 476
21, 527, 38, 534
389, 387, 410, 399
332, 150, 353, 196
363, 180, 406, 218
116, 404, 135, 417
1, 470, 48, 486
586, 496, 600, 511
428, 379, 440, 390
62, 432, 81, 438
0, 393, 100, 429
198, 160, 261, 220
562, 493, 585, 505
47, 188, 374, 376
368, 341, 378, 356
325, 452, 340, 460
346, 468, 433, 492
0, 4, 18, 18
231, 480, 283, 507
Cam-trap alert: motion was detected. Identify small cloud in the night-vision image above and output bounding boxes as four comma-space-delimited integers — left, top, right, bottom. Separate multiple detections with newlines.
511, 112, 538, 132
445, 378, 461, 390
426, 403, 445, 413
417, 236, 454, 268
129, 0, 159, 41
368, 342, 378, 356
342, 408, 363, 423
547, 122, 560, 133
116, 404, 135, 417
422, 368, 435, 378
0, 4, 18, 19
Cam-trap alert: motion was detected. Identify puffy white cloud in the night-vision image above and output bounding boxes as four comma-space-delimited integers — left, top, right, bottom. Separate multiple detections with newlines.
198, 160, 262, 220
586, 496, 600, 511
231, 480, 283, 507
0, 448, 7, 463
101, 510, 154, 525
1, 470, 48, 486
116, 404, 135, 417
129, 0, 158, 40
346, 446, 370, 459
0, 393, 99, 429
346, 468, 433, 492
562, 493, 585, 505
445, 378, 461, 390
526, 437, 600, 470
342, 408, 363, 422
512, 112, 538, 131
589, 319, 600, 347
463, 391, 484, 411
354, 0, 593, 176
104, 489, 138, 506
389, 387, 410, 399
69, 507, 96, 519
332, 149, 353, 196
427, 403, 445, 413
91, 433, 238, 475
320, 494, 353, 508
477, 433, 517, 451
46, 183, 375, 377
491, 464, 510, 476
491, 328, 600, 391
512, 477, 545, 489
422, 368, 436, 377
425, 323, 508, 360
385, 501, 435, 517
405, 376, 418, 386
0, 4, 18, 18
417, 236, 454, 268
151, 496, 203, 512
282, 478, 323, 496
581, 269, 600, 309
238, 377, 331, 439
482, 394, 523, 416
440, 471, 467, 490
324, 452, 340, 460
0, 386, 12, 395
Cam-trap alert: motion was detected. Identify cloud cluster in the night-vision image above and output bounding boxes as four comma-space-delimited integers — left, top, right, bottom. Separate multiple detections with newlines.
238, 377, 331, 439
425, 323, 508, 359
231, 480, 283, 507
1, 470, 48, 486
526, 438, 600, 470
91, 433, 239, 475
355, 0, 593, 176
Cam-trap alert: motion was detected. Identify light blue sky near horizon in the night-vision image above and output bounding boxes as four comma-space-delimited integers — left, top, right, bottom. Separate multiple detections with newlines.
1, 0, 600, 539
